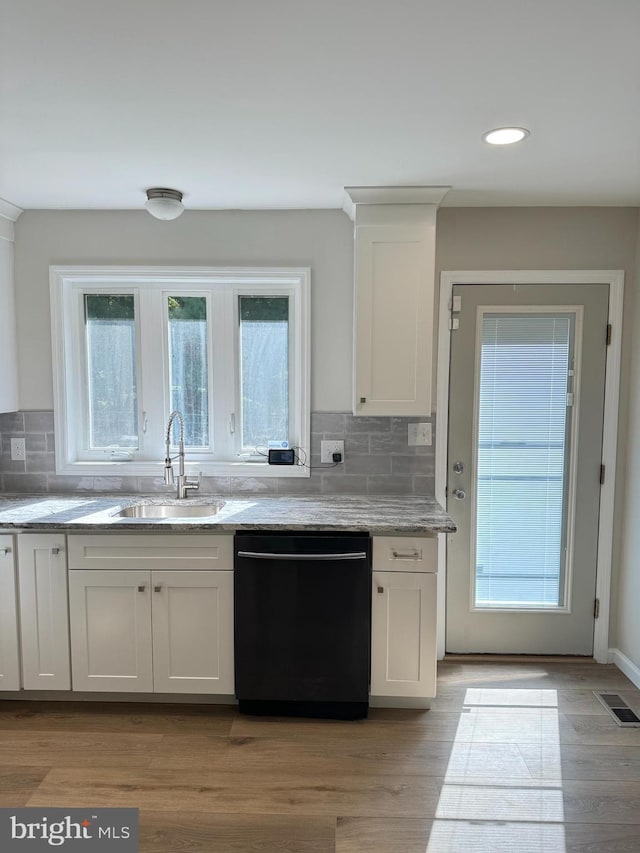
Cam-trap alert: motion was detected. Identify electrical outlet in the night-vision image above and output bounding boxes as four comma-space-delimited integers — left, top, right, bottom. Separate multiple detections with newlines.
10, 438, 26, 461
408, 422, 432, 446
320, 439, 344, 464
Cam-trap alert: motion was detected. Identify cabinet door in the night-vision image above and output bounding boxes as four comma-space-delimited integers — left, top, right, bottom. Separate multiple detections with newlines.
371, 571, 436, 698
69, 570, 153, 692
0, 536, 20, 690
18, 534, 70, 690
0, 232, 19, 413
353, 215, 435, 416
151, 570, 234, 695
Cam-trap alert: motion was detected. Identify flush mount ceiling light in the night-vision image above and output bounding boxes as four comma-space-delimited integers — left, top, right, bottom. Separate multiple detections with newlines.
482, 126, 530, 145
144, 188, 184, 220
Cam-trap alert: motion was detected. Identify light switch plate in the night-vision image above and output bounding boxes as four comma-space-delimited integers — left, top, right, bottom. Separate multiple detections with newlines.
408, 422, 432, 446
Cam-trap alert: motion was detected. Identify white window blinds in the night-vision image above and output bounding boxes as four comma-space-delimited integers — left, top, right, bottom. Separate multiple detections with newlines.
475, 313, 574, 609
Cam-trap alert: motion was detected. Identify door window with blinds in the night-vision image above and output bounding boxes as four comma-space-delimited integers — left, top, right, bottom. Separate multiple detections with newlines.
472, 309, 580, 610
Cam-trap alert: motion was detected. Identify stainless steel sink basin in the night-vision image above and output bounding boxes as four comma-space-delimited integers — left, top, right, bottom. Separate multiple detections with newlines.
114, 502, 225, 519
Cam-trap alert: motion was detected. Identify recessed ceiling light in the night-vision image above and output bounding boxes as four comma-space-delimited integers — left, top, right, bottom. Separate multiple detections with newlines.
482, 127, 530, 145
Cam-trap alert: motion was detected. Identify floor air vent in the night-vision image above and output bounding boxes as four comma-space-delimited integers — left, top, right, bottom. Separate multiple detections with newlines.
594, 692, 640, 726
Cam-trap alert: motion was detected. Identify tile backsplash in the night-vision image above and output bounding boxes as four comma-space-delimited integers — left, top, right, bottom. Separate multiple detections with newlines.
0, 411, 435, 496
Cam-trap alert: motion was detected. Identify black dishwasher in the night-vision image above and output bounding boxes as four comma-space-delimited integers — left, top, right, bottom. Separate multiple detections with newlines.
234, 531, 371, 720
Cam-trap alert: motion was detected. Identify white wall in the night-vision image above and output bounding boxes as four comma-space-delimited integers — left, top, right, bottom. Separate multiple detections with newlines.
14, 209, 354, 411
615, 215, 640, 671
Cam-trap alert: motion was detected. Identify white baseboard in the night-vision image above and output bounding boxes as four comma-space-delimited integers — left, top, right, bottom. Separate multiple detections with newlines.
609, 647, 640, 690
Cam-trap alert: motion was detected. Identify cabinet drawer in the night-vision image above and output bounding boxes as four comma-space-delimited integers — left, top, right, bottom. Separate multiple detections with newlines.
68, 534, 233, 570
373, 536, 437, 573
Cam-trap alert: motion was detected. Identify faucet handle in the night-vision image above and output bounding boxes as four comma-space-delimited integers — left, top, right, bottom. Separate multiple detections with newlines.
185, 472, 201, 491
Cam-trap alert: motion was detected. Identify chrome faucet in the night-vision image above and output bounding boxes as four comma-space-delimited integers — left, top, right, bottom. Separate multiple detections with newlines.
164, 411, 200, 499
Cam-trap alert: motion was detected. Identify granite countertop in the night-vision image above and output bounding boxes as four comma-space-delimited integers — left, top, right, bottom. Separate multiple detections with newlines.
0, 494, 456, 535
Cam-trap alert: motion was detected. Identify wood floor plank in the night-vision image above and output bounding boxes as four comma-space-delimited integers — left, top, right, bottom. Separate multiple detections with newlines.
336, 818, 640, 853
560, 713, 640, 745
150, 732, 458, 775
26, 767, 442, 817
437, 662, 636, 690
519, 742, 640, 781
564, 822, 640, 852
0, 701, 234, 735
336, 817, 569, 853
150, 733, 535, 780
411, 685, 614, 716
229, 713, 462, 742
140, 811, 335, 853
0, 766, 52, 807
0, 731, 163, 769
561, 779, 640, 825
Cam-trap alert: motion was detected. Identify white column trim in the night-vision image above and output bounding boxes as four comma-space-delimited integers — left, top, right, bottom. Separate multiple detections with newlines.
436, 270, 624, 663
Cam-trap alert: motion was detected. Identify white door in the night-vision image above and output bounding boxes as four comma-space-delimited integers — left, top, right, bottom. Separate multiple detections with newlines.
18, 533, 70, 689
446, 284, 608, 654
69, 570, 153, 692
151, 570, 234, 694
0, 536, 20, 690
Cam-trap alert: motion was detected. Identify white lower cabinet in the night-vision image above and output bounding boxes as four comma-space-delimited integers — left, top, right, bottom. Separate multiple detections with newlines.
17, 533, 70, 690
69, 569, 234, 695
0, 535, 20, 690
370, 570, 437, 699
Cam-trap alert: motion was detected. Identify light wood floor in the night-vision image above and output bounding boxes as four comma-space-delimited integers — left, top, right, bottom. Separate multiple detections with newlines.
1, 660, 640, 852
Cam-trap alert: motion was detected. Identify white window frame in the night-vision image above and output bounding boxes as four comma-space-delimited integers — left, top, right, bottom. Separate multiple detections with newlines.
50, 266, 311, 478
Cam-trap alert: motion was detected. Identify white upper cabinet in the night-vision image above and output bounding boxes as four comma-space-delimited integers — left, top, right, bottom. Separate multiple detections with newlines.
0, 199, 21, 414
344, 187, 448, 417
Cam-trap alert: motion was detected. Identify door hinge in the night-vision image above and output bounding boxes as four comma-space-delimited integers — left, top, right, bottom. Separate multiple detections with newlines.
600, 464, 605, 485
594, 598, 600, 619
449, 293, 461, 330
566, 392, 574, 407
606, 324, 612, 346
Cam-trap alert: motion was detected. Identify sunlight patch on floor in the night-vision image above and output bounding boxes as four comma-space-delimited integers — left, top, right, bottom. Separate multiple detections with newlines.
426, 688, 565, 852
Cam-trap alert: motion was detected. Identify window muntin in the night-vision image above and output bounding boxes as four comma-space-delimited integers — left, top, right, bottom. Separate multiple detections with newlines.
239, 296, 289, 450
51, 267, 310, 477
84, 294, 138, 451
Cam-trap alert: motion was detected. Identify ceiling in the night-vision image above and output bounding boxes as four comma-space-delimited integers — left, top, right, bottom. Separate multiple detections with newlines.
2, 0, 640, 210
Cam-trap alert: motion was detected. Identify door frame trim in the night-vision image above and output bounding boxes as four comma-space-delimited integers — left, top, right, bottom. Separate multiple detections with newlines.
436, 270, 625, 663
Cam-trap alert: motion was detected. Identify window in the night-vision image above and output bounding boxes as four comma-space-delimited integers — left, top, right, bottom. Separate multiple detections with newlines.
474, 312, 575, 609
50, 267, 310, 477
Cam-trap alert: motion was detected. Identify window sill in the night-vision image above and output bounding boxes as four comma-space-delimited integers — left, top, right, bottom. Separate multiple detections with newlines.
55, 460, 311, 478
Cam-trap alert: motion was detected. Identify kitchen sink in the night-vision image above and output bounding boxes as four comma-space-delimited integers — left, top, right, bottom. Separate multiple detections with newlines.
114, 502, 225, 519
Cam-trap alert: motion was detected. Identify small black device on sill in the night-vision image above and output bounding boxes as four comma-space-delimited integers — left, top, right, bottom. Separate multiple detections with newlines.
268, 448, 295, 465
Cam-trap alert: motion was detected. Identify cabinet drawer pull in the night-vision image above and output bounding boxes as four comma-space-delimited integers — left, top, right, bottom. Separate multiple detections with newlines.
0, 547, 11, 556
153, 585, 162, 593
51, 547, 62, 555
377, 585, 384, 594
391, 549, 421, 560
137, 585, 146, 593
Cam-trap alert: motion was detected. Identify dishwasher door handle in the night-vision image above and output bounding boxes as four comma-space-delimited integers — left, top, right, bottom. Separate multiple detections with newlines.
236, 550, 368, 561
